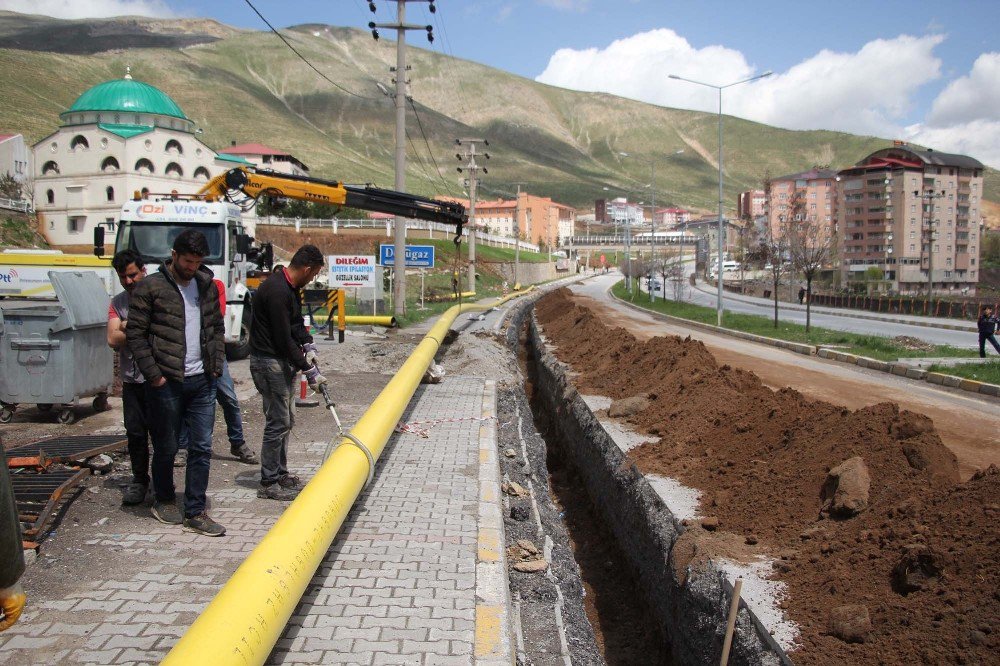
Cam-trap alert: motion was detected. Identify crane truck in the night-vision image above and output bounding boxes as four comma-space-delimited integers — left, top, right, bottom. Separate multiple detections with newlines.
94, 166, 467, 359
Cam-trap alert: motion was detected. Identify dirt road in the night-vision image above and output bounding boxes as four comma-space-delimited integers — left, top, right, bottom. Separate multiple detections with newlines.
571, 275, 1000, 480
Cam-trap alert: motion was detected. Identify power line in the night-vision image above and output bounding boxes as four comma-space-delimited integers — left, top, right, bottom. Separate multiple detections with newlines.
242, 0, 379, 100
408, 97, 461, 196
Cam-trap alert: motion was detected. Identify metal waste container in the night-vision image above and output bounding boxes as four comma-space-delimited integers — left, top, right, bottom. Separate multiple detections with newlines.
0, 271, 113, 424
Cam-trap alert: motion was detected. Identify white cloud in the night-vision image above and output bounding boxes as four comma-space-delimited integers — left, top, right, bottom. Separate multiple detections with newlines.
926, 52, 1000, 125
0, 0, 174, 19
536, 30, 1000, 167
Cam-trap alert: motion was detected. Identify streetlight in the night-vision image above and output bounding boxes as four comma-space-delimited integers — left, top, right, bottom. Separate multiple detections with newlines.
669, 70, 773, 325
619, 149, 684, 301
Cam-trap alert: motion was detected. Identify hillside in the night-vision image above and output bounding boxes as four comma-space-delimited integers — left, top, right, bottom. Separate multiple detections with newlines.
0, 11, 995, 214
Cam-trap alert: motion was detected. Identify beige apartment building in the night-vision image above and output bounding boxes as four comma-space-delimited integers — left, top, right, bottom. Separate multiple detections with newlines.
766, 168, 839, 241
836, 146, 985, 295
737, 189, 766, 219
466, 192, 576, 247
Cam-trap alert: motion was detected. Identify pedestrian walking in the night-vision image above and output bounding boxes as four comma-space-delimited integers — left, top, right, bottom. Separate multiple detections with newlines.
249, 245, 328, 501
977, 305, 1000, 358
107, 250, 152, 505
0, 445, 26, 631
176, 279, 258, 468
798, 286, 806, 305
451, 269, 460, 299
126, 229, 227, 537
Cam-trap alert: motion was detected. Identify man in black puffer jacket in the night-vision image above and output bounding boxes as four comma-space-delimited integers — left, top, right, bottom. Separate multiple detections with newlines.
126, 229, 227, 537
978, 305, 1000, 358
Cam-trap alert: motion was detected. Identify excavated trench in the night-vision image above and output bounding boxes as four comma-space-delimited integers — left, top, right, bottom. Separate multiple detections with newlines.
498, 294, 789, 666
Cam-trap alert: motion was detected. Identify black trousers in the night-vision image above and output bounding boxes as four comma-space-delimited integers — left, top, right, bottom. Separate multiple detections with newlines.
121, 382, 151, 486
980, 334, 1000, 358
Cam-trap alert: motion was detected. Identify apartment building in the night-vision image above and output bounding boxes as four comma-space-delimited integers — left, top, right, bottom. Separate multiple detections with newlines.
836, 146, 985, 295
766, 168, 839, 240
458, 192, 577, 247
737, 189, 766, 219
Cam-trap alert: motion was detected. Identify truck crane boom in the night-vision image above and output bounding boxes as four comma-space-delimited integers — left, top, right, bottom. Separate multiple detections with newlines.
198, 166, 467, 239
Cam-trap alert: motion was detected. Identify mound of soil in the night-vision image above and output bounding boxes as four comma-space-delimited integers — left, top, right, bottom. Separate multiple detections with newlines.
535, 288, 1000, 665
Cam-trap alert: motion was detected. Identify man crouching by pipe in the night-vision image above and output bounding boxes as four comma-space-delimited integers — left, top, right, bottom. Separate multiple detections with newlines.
249, 245, 328, 501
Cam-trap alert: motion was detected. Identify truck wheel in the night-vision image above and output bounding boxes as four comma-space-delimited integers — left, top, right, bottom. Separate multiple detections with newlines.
92, 394, 110, 412
57, 409, 75, 425
226, 304, 252, 361
0, 408, 14, 423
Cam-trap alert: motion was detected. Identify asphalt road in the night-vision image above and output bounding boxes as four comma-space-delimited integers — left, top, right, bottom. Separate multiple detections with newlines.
639, 263, 977, 349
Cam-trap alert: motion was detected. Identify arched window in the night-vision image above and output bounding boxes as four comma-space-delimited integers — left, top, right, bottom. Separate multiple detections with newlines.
165, 162, 183, 178
46, 189, 54, 204
134, 158, 155, 175
101, 156, 120, 173
194, 166, 211, 181
165, 139, 183, 155
106, 186, 115, 202
41, 160, 60, 175
70, 135, 89, 151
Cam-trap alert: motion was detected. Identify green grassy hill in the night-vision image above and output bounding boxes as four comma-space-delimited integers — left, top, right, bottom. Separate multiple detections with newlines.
0, 11, 995, 213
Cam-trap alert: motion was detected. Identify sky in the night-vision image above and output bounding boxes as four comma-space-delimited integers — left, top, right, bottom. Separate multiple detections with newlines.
3, 0, 999, 168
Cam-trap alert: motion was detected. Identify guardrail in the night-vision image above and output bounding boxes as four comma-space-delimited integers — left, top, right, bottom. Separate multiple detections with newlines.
254, 215, 540, 252
0, 197, 31, 213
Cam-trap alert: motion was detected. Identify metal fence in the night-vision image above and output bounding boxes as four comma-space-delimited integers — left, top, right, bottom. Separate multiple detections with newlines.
0, 197, 31, 213
805, 293, 997, 322
253, 216, 539, 252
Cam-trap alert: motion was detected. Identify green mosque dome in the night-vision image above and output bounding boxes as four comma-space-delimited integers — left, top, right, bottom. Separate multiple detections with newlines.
64, 70, 188, 121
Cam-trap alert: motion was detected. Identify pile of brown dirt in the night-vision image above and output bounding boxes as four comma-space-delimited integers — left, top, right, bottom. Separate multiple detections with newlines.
534, 288, 1000, 665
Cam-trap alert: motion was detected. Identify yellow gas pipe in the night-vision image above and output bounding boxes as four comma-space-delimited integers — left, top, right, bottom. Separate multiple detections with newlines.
344, 315, 397, 327
162, 288, 533, 666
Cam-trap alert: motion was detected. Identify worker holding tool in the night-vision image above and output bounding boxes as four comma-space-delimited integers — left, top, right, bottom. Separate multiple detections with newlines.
1, 445, 27, 631
249, 245, 328, 501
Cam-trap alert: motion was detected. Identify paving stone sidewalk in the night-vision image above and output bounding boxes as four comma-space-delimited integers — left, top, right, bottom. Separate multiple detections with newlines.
0, 374, 512, 666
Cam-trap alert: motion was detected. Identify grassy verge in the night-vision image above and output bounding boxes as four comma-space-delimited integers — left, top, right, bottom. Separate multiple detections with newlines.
926, 361, 1000, 385
611, 281, 974, 361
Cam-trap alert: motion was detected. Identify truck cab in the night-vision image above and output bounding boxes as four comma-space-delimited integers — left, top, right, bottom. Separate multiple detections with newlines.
100, 196, 255, 360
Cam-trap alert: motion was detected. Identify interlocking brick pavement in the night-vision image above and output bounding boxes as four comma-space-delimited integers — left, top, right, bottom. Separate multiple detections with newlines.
0, 372, 512, 666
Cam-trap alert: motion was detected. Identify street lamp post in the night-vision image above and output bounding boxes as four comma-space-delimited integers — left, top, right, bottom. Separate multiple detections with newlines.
669, 70, 772, 325
916, 188, 945, 298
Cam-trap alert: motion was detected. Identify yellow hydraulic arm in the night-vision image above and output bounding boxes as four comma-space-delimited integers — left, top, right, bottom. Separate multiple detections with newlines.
198, 166, 467, 237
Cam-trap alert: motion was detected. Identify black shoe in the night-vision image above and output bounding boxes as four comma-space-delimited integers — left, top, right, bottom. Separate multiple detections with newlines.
150, 500, 182, 525
257, 483, 300, 500
174, 449, 188, 468
183, 513, 226, 537
122, 483, 148, 506
277, 474, 303, 489
230, 443, 259, 464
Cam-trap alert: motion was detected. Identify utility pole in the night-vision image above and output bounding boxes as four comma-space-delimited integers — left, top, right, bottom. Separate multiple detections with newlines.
456, 138, 489, 293
649, 161, 656, 301
367, 0, 436, 317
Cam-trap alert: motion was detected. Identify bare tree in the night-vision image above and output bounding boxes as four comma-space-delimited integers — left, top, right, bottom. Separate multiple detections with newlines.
788, 214, 833, 332
0, 172, 23, 200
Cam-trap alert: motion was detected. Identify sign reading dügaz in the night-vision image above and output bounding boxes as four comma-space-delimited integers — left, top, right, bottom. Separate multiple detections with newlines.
327, 255, 378, 288
379, 244, 435, 268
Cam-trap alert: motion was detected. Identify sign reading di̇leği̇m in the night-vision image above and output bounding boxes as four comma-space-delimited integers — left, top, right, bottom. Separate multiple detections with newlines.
327, 255, 378, 287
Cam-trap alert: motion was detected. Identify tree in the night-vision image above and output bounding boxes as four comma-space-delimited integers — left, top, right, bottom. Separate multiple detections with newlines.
787, 213, 833, 332
0, 172, 23, 201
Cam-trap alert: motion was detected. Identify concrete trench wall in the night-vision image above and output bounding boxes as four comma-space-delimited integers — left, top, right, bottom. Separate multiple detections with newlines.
525, 309, 792, 666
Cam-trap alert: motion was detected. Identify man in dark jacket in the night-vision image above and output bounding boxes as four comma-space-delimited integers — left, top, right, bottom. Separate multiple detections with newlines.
249, 245, 328, 500
978, 306, 1000, 358
126, 229, 227, 536
1, 446, 26, 631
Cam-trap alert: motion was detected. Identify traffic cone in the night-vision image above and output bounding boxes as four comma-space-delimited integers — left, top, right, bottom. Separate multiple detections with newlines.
295, 372, 319, 408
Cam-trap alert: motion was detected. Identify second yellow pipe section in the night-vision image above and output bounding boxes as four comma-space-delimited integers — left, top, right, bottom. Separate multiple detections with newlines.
162, 288, 531, 666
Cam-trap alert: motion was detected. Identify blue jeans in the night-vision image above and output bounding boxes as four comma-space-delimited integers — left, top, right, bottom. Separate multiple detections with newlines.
249, 354, 295, 486
146, 374, 217, 518
179, 361, 244, 450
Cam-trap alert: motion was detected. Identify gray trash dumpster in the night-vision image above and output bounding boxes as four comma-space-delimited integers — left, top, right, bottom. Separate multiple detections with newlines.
0, 271, 113, 424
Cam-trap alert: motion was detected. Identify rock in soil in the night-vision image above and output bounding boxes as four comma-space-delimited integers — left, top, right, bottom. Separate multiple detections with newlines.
821, 456, 871, 518
608, 395, 650, 417
513, 559, 549, 573
828, 604, 871, 643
